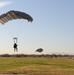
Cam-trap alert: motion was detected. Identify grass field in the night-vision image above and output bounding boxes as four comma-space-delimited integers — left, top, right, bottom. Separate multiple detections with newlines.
0, 57, 74, 75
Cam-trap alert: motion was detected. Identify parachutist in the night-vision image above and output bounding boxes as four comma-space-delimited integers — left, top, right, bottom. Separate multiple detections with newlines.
13, 43, 18, 52
0, 10, 33, 52
13, 37, 18, 52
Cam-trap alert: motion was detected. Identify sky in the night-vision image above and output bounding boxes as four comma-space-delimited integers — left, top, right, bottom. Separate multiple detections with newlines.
0, 0, 74, 54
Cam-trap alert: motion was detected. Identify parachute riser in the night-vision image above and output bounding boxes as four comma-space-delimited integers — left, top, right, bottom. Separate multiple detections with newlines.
13, 37, 18, 44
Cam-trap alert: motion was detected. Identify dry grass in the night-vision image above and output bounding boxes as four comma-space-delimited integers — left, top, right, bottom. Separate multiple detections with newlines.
0, 57, 73, 75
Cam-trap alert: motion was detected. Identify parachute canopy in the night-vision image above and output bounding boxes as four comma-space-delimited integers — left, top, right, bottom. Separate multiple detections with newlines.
0, 10, 33, 24
35, 48, 43, 53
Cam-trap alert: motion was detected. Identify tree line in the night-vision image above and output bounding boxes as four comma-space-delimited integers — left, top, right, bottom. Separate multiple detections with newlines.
0, 54, 73, 58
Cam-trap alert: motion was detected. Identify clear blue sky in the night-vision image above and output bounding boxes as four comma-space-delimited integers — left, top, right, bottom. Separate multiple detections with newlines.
0, 0, 74, 54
